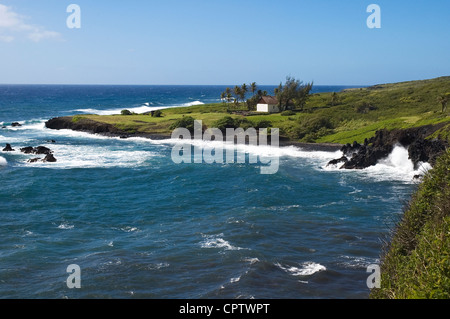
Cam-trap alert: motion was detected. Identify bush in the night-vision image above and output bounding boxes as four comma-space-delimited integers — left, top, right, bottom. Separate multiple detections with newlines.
294, 115, 335, 140
152, 110, 162, 117
235, 118, 254, 130
121, 109, 132, 116
253, 119, 272, 129
355, 101, 378, 114
169, 116, 196, 133
213, 116, 240, 132
281, 110, 296, 116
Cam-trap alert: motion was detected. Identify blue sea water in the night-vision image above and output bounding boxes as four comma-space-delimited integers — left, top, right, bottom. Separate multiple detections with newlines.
0, 85, 423, 299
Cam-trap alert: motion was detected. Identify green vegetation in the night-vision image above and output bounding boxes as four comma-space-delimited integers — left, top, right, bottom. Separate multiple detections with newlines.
371, 148, 450, 299
69, 76, 450, 145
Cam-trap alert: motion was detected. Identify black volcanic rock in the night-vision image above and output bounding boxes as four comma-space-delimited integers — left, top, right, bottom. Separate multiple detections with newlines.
34, 146, 52, 155
11, 122, 22, 127
3, 144, 14, 152
327, 156, 348, 167
328, 124, 448, 170
20, 146, 34, 154
43, 153, 57, 163
28, 158, 41, 163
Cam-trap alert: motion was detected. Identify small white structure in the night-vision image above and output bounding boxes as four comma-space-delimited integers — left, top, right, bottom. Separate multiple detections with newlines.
256, 96, 280, 113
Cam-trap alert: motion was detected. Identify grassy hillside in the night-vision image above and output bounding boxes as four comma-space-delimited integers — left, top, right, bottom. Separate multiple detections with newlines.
68, 76, 450, 144
371, 148, 450, 299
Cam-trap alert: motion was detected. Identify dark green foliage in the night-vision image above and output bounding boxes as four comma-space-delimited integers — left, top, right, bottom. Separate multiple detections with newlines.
121, 109, 132, 116
169, 116, 196, 133
281, 110, 296, 116
253, 119, 272, 129
213, 116, 240, 132
276, 76, 314, 111
293, 115, 335, 141
355, 101, 378, 113
152, 110, 162, 117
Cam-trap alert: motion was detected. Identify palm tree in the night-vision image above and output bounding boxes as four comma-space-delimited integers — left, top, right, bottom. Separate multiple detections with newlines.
226, 92, 232, 104
437, 94, 449, 113
220, 91, 226, 105
240, 84, 248, 105
234, 86, 241, 106
250, 82, 257, 97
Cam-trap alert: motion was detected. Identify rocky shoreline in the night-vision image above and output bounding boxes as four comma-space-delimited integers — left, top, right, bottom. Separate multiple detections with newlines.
44, 116, 448, 167
45, 116, 344, 152
327, 124, 448, 170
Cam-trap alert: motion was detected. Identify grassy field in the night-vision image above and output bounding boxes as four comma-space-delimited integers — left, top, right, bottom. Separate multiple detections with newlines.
71, 76, 450, 144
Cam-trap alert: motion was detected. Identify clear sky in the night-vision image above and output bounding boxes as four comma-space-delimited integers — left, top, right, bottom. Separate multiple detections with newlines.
0, 0, 449, 85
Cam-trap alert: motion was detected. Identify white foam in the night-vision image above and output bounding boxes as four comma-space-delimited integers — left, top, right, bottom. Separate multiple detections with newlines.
200, 234, 245, 251
57, 223, 74, 230
276, 262, 326, 276
75, 101, 205, 115
243, 257, 260, 265
0, 156, 7, 166
323, 145, 432, 183
23, 143, 158, 169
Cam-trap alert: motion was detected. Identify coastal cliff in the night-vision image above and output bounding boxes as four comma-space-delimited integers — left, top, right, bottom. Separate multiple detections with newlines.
371, 148, 450, 299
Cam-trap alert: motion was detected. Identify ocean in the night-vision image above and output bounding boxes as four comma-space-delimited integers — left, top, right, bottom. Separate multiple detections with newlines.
0, 85, 427, 299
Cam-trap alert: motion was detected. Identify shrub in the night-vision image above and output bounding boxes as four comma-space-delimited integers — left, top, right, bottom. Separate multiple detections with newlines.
169, 116, 196, 133
253, 119, 272, 129
152, 110, 162, 117
121, 109, 132, 116
213, 116, 239, 132
355, 101, 377, 114
294, 115, 335, 140
281, 110, 296, 116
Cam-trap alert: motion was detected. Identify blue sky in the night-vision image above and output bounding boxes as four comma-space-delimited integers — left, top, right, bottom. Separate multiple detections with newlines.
0, 0, 449, 85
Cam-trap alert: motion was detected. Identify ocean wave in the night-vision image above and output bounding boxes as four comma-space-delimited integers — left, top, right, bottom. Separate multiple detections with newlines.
276, 262, 326, 276
322, 145, 431, 183
0, 156, 7, 166
23, 144, 158, 169
57, 222, 74, 230
74, 101, 205, 115
200, 234, 245, 251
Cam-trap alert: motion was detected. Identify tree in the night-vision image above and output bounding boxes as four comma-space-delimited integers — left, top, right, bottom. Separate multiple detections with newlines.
234, 86, 241, 106
274, 83, 284, 110
250, 82, 257, 97
220, 91, 226, 105
276, 76, 313, 111
225, 87, 232, 104
240, 83, 248, 105
437, 94, 449, 113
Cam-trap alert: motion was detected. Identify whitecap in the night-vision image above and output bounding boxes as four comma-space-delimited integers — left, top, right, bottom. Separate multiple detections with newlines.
0, 156, 7, 166
230, 276, 241, 283
276, 262, 326, 276
57, 223, 74, 230
200, 234, 245, 251
243, 257, 260, 265
121, 226, 139, 233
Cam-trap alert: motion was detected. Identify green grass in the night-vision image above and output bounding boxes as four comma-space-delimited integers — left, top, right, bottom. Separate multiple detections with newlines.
72, 76, 450, 144
371, 149, 450, 299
